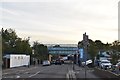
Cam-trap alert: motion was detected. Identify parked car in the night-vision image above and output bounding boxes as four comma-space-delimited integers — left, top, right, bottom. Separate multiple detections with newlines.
55, 59, 62, 65
100, 60, 112, 70
115, 62, 120, 70
81, 62, 85, 67
60, 59, 64, 64
81, 59, 93, 67
51, 60, 56, 64
42, 60, 50, 66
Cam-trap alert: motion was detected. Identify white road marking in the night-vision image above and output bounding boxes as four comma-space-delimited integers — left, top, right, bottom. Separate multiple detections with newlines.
25, 72, 29, 74
66, 73, 70, 80
16, 75, 20, 78
29, 71, 41, 78
67, 70, 76, 80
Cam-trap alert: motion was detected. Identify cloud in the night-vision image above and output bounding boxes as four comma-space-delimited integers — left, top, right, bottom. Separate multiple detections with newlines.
1, 0, 119, 44
0, 7, 20, 16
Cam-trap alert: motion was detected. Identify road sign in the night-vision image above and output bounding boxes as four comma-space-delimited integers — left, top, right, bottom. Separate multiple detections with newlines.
79, 48, 83, 58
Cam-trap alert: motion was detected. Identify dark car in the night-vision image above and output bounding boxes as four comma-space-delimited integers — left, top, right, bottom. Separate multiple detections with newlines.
60, 59, 64, 64
51, 60, 56, 64
55, 60, 62, 65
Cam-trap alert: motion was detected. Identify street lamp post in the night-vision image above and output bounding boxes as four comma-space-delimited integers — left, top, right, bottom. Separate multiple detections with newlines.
32, 49, 35, 65
71, 54, 75, 70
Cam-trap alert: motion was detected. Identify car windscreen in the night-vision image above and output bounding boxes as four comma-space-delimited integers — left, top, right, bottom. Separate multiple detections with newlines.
101, 61, 110, 63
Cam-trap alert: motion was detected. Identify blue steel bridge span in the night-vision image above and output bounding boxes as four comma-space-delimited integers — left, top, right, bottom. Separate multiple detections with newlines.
48, 46, 78, 55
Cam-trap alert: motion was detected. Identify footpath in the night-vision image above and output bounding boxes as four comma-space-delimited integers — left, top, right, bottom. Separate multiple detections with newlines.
67, 64, 120, 80
74, 65, 98, 78
67, 64, 99, 80
2, 65, 40, 76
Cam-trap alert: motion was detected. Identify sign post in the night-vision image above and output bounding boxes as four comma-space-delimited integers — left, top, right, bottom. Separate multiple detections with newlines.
83, 32, 89, 79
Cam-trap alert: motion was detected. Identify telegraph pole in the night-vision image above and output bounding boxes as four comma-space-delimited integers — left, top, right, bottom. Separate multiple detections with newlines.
83, 32, 89, 79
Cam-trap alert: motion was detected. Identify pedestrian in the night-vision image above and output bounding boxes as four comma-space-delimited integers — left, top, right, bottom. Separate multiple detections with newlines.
38, 60, 39, 65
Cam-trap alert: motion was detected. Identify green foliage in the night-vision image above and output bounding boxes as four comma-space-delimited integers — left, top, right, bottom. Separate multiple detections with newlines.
32, 41, 48, 60
78, 39, 120, 59
88, 39, 98, 59
111, 40, 120, 52
2, 28, 32, 55
94, 40, 104, 50
111, 52, 119, 64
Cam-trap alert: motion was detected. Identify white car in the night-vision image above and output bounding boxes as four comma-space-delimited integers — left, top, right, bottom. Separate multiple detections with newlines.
86, 60, 92, 65
42, 60, 50, 66
81, 59, 93, 66
100, 60, 112, 69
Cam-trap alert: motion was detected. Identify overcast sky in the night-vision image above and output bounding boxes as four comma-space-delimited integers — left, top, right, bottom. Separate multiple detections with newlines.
0, 0, 119, 44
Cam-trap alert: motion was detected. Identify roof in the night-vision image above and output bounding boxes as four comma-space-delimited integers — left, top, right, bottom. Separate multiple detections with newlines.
3, 54, 30, 59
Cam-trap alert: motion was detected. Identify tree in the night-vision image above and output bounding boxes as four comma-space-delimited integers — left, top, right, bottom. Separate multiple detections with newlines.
88, 39, 98, 59
14, 38, 32, 54
78, 41, 83, 48
95, 40, 104, 51
111, 52, 119, 64
32, 41, 48, 60
2, 28, 32, 55
103, 42, 111, 51
111, 40, 120, 52
2, 28, 18, 53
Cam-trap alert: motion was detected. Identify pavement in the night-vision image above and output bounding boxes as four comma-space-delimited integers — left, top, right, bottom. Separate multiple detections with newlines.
70, 64, 120, 80
73, 65, 100, 78
93, 67, 120, 79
